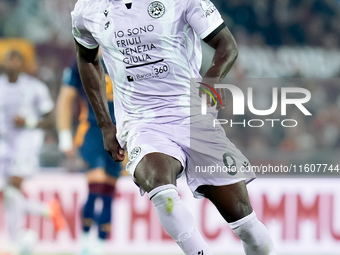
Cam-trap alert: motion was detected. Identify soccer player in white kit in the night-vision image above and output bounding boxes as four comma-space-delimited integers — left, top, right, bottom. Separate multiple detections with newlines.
71, 0, 276, 254
0, 50, 65, 254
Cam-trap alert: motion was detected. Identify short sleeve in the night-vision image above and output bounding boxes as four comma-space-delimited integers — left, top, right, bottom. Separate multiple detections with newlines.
185, 0, 225, 42
36, 82, 54, 115
71, 1, 99, 49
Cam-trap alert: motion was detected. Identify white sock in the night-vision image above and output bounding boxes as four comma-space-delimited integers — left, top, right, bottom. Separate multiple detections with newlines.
149, 185, 212, 255
79, 232, 91, 255
4, 185, 48, 241
91, 238, 105, 255
6, 229, 39, 255
4, 185, 49, 215
18, 229, 39, 255
229, 211, 275, 255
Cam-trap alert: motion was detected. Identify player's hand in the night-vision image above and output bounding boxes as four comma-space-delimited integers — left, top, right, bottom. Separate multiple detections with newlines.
62, 147, 77, 158
101, 123, 125, 162
13, 116, 26, 128
199, 78, 226, 110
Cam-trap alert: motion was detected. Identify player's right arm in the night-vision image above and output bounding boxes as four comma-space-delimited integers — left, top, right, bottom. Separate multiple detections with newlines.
75, 43, 109, 128
56, 85, 77, 156
71, 3, 124, 161
75, 42, 124, 162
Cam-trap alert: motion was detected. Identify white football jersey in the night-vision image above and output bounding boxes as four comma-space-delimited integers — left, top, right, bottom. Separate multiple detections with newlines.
0, 73, 54, 154
71, 0, 225, 144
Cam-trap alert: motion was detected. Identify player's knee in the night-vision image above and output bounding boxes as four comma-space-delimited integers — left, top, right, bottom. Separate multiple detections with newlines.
199, 183, 253, 222
134, 154, 179, 192
86, 168, 107, 182
9, 176, 24, 189
138, 175, 175, 193
228, 199, 253, 222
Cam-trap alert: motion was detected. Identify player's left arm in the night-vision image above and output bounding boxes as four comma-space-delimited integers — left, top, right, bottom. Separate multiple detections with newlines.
14, 112, 54, 129
203, 26, 238, 84
185, 0, 238, 109
202, 27, 238, 109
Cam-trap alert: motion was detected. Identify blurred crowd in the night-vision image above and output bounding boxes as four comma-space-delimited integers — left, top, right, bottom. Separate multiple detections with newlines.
0, 0, 76, 46
1, 0, 340, 48
216, 0, 340, 48
0, 0, 339, 168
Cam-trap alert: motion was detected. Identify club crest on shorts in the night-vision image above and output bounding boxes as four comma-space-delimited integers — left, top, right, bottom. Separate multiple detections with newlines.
129, 146, 141, 162
223, 152, 237, 176
148, 1, 165, 19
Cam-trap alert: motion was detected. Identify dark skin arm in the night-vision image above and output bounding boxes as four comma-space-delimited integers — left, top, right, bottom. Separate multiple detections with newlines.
201, 26, 238, 110
75, 41, 124, 161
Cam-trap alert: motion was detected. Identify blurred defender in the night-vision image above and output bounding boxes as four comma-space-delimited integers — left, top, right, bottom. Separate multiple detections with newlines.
71, 0, 275, 254
0, 50, 64, 255
56, 59, 121, 255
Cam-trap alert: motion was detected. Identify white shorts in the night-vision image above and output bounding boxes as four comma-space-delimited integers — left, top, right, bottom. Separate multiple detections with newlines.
125, 116, 256, 198
0, 132, 42, 179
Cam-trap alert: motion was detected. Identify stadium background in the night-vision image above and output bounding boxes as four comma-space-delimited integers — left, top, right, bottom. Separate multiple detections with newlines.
0, 0, 340, 254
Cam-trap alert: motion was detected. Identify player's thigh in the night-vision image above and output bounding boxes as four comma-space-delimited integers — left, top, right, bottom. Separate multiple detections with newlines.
104, 152, 122, 183
86, 167, 117, 186
80, 127, 118, 185
197, 181, 253, 223
134, 152, 182, 192
185, 121, 255, 197
184, 119, 254, 222
125, 125, 186, 192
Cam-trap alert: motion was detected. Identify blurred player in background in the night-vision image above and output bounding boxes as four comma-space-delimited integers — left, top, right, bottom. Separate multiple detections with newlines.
0, 50, 65, 255
56, 56, 121, 255
71, 0, 275, 254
